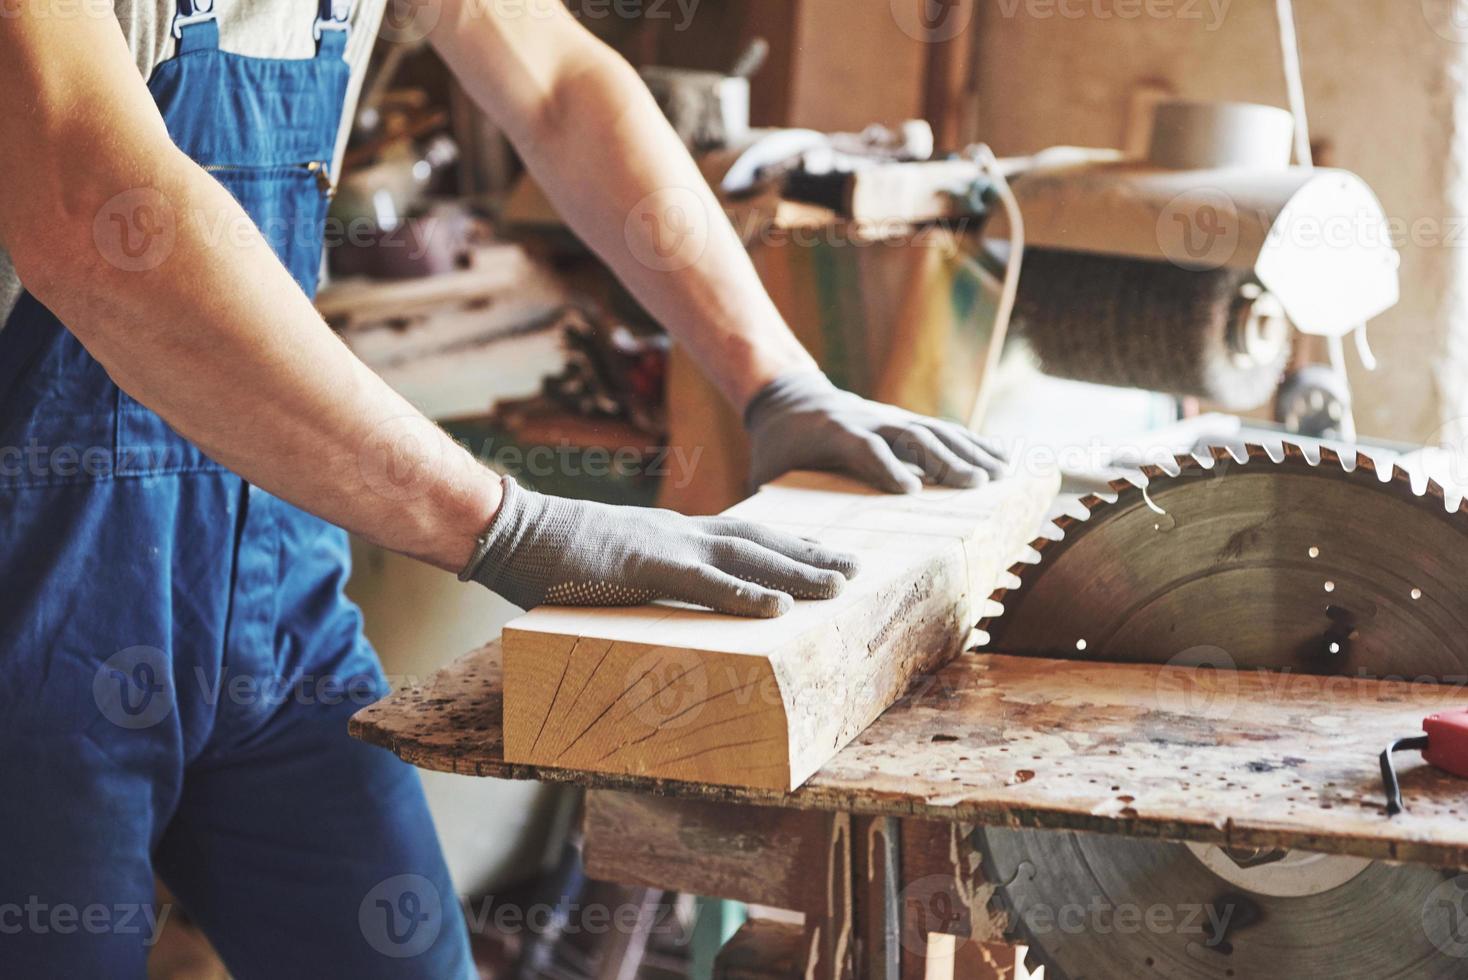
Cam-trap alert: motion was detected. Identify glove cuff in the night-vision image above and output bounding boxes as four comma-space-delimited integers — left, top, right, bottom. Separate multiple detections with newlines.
458, 476, 544, 594
742, 369, 837, 430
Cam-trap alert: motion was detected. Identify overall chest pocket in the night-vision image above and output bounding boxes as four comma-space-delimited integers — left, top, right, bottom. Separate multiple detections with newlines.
114, 160, 336, 477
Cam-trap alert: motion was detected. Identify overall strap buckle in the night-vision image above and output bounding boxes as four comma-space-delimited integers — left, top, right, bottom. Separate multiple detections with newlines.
313, 0, 353, 41
172, 0, 219, 51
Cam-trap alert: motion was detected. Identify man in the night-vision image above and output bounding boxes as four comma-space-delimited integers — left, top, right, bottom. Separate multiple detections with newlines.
0, 0, 1004, 974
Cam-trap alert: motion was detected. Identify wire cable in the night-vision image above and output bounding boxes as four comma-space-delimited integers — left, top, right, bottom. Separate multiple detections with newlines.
1380, 734, 1430, 817
1276, 0, 1313, 167
966, 143, 1024, 432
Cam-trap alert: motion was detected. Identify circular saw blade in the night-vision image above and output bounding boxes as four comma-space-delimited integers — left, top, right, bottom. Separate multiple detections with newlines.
974, 441, 1468, 978
981, 442, 1468, 678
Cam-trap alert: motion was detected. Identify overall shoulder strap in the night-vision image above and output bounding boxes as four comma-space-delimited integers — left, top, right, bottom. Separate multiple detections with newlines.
314, 0, 353, 57
172, 0, 219, 53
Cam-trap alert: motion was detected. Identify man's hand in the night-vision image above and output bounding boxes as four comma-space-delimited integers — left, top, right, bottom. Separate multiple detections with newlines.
462, 478, 860, 618
744, 372, 1008, 494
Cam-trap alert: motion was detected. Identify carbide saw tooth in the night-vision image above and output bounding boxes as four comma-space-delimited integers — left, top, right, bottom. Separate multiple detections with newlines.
1256, 441, 1284, 464
1035, 520, 1066, 542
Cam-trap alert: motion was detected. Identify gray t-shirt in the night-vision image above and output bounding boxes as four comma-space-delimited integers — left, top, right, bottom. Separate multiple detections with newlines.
0, 0, 387, 323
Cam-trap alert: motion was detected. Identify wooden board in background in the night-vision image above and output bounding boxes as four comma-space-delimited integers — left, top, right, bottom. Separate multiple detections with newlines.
500, 470, 1059, 791
351, 644, 1468, 869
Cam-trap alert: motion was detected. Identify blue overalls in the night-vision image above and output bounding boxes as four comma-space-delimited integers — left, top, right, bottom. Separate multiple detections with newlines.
0, 2, 473, 975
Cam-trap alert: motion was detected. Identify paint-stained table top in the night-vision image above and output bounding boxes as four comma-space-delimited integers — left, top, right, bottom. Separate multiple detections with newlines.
350, 641, 1468, 868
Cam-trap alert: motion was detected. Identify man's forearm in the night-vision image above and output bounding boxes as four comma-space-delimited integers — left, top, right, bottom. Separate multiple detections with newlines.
432, 11, 816, 411
9, 145, 502, 571
0, 6, 500, 572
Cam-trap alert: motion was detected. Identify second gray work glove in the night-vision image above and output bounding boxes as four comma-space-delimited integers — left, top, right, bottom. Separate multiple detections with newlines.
460, 477, 860, 618
744, 371, 1008, 493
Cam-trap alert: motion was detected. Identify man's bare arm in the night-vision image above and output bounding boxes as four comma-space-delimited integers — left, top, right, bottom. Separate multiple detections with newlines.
427, 0, 817, 411
0, 8, 501, 571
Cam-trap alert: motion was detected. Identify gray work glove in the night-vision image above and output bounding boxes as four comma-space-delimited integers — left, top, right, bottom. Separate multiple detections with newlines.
460, 477, 860, 618
744, 371, 1008, 493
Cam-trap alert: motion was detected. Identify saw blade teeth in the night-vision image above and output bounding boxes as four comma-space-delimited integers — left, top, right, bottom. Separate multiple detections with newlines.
1035, 519, 1066, 542
1076, 492, 1115, 516
1257, 440, 1287, 464
1051, 498, 1090, 523
1411, 466, 1431, 496
1152, 454, 1183, 478
1188, 449, 1216, 471
1116, 471, 1151, 494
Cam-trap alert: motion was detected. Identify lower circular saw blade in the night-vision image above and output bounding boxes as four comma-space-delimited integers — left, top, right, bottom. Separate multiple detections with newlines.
975, 442, 1468, 978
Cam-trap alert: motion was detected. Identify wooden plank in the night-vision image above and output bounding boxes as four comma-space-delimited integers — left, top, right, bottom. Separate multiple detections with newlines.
853, 816, 900, 980
583, 792, 853, 979
898, 821, 1015, 980
351, 646, 1468, 868
501, 470, 1058, 791
583, 791, 840, 911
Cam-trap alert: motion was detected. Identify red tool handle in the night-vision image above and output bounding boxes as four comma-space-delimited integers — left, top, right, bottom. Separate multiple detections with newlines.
1423, 708, 1468, 778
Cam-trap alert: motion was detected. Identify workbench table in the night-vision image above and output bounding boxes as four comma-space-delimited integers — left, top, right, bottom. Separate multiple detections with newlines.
351, 640, 1468, 978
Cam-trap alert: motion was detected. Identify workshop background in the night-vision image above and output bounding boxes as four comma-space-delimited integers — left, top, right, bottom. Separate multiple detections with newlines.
144, 0, 1468, 977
